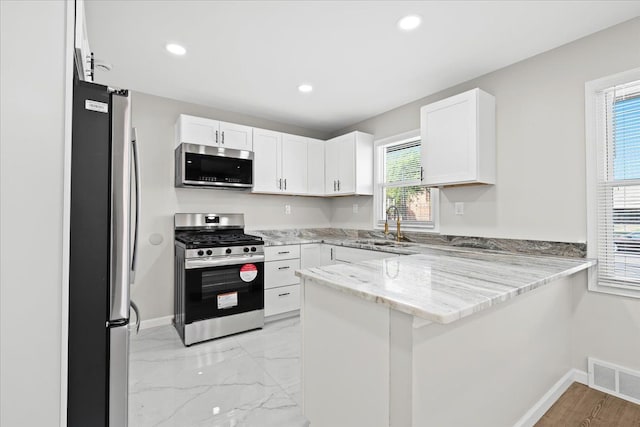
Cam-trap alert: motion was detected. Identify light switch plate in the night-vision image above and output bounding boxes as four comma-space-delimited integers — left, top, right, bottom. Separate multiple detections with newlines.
454, 202, 464, 215
353, 204, 359, 213
285, 204, 291, 215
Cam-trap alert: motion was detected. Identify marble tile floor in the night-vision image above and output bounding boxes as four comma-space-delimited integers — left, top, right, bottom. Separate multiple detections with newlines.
129, 317, 308, 427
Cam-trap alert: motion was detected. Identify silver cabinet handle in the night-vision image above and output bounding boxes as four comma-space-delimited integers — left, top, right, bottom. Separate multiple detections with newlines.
215, 130, 219, 144
337, 180, 340, 191
333, 180, 336, 191
278, 266, 290, 270
222, 131, 225, 144
109, 91, 131, 323
278, 292, 291, 297
284, 178, 287, 190
131, 129, 141, 284
278, 251, 290, 254
420, 167, 424, 181
330, 247, 334, 260
279, 178, 282, 190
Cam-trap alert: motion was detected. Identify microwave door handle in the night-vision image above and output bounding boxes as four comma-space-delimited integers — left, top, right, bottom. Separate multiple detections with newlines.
130, 128, 141, 284
110, 92, 131, 323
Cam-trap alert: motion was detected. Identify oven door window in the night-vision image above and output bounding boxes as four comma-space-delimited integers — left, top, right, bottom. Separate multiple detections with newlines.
184, 262, 264, 323
185, 152, 252, 184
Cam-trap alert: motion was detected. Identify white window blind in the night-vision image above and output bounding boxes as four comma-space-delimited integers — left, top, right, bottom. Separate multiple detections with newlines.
376, 137, 436, 229
596, 80, 640, 291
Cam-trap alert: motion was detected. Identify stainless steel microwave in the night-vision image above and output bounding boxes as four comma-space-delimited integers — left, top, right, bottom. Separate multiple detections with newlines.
175, 143, 253, 189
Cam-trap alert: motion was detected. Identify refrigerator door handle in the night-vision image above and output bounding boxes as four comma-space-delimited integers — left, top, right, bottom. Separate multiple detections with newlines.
110, 92, 132, 322
131, 128, 141, 284
130, 300, 141, 334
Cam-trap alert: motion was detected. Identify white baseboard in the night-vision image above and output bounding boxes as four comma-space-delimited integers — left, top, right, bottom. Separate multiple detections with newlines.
139, 315, 174, 330
513, 369, 587, 427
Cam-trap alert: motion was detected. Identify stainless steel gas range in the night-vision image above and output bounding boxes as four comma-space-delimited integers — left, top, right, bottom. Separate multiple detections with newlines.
174, 213, 265, 346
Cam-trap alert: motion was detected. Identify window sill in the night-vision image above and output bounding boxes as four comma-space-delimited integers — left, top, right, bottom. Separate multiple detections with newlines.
588, 275, 640, 299
374, 224, 440, 234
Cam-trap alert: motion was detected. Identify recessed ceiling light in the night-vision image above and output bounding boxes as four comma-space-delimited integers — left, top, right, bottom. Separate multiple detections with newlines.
166, 43, 186, 56
398, 15, 422, 31
298, 84, 313, 93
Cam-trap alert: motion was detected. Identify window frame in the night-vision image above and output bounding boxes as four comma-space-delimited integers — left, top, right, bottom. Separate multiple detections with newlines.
373, 129, 439, 233
585, 67, 640, 299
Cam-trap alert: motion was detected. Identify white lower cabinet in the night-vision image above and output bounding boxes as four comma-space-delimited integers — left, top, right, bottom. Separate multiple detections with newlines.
264, 259, 299, 290
300, 243, 334, 268
264, 245, 301, 318
264, 285, 301, 317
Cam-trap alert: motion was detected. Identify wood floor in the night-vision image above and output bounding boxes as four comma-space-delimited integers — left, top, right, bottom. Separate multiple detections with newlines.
535, 382, 640, 426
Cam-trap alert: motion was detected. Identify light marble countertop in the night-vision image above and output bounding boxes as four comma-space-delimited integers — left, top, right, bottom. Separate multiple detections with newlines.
250, 229, 595, 324
295, 248, 595, 324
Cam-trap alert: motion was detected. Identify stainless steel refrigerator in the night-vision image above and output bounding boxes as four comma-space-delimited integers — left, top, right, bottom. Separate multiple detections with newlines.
67, 71, 139, 426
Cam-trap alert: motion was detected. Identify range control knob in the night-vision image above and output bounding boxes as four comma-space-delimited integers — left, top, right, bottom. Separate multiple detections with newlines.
243, 247, 250, 253
250, 247, 256, 252
197, 250, 204, 256
225, 248, 232, 254
206, 249, 212, 256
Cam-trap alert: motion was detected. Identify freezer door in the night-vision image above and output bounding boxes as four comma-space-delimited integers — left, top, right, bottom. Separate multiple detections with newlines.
109, 325, 129, 427
110, 91, 132, 322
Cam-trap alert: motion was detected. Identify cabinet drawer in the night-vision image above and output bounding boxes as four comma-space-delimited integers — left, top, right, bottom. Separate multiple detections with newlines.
264, 284, 300, 317
265, 259, 300, 289
264, 245, 300, 261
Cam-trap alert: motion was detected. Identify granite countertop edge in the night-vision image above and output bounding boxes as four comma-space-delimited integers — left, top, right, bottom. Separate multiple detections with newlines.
252, 231, 595, 325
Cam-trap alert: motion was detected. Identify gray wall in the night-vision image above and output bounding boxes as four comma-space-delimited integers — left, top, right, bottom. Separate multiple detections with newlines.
333, 18, 640, 244
131, 92, 333, 321
1, 1, 67, 425
333, 18, 640, 372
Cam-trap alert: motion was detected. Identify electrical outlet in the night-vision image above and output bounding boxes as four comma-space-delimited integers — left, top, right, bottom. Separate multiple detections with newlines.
454, 202, 464, 215
353, 203, 359, 214
284, 204, 291, 215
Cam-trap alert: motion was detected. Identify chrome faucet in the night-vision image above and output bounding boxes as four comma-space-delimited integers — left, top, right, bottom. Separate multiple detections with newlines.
384, 206, 403, 242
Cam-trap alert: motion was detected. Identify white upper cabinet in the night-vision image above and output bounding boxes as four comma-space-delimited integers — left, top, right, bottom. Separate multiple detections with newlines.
219, 121, 253, 151
253, 128, 282, 193
176, 115, 219, 147
253, 130, 317, 195
325, 131, 374, 195
175, 114, 253, 151
306, 138, 325, 196
281, 134, 308, 194
420, 88, 495, 187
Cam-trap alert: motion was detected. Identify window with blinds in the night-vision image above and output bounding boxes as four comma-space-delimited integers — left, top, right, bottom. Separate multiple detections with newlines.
376, 135, 437, 229
595, 79, 640, 293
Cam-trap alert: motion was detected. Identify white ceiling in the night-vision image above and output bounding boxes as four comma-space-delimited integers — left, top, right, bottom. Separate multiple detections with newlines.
85, 1, 640, 134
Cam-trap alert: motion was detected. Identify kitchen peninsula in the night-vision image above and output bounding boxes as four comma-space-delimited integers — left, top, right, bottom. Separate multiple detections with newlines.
296, 246, 595, 427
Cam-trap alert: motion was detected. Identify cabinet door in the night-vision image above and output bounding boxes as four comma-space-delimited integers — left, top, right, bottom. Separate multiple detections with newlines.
307, 138, 325, 196
325, 139, 339, 194
177, 115, 219, 147
219, 121, 253, 151
302, 244, 337, 267
281, 134, 308, 194
334, 134, 355, 194
421, 90, 477, 185
252, 128, 282, 193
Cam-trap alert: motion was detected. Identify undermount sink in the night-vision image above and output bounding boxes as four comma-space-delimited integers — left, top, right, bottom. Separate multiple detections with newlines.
354, 239, 409, 247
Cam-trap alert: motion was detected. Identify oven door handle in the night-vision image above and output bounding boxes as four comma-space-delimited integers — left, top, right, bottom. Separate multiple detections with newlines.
185, 255, 265, 269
